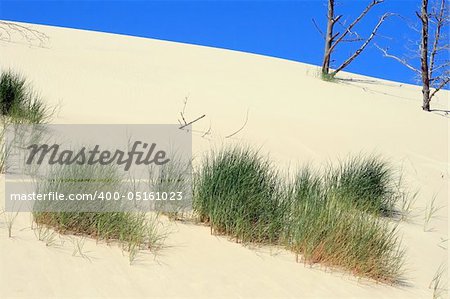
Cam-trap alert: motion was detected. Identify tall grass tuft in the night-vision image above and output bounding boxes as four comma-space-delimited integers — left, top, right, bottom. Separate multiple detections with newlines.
0, 70, 50, 124
325, 155, 397, 215
194, 146, 405, 282
0, 70, 54, 173
33, 163, 166, 258
194, 146, 284, 243
283, 166, 404, 282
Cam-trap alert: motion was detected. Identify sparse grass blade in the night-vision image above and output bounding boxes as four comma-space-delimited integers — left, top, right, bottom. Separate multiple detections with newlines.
430, 263, 448, 299
424, 194, 444, 232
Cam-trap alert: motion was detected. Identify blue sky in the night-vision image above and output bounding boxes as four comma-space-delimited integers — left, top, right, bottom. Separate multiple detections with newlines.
0, 0, 439, 86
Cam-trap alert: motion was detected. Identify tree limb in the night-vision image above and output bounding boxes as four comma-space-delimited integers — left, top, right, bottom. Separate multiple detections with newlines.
430, 77, 450, 100
429, 0, 446, 79
333, 15, 343, 24
0, 21, 48, 46
179, 114, 206, 130
225, 110, 249, 139
332, 13, 391, 76
311, 18, 325, 38
328, 0, 384, 54
341, 37, 365, 43
432, 61, 450, 73
375, 44, 421, 73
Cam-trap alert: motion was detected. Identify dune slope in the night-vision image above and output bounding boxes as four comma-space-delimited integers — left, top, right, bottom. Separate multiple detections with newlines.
0, 22, 448, 298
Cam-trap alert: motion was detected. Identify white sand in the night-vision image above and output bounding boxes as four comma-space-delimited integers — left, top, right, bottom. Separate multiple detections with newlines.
0, 22, 448, 298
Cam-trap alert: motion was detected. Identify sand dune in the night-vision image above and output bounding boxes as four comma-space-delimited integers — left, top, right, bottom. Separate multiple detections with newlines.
0, 22, 448, 298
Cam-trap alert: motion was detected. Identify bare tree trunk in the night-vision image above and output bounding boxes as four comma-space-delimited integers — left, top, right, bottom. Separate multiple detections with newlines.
320, 0, 384, 78
419, 0, 431, 111
321, 0, 335, 75
377, 0, 448, 111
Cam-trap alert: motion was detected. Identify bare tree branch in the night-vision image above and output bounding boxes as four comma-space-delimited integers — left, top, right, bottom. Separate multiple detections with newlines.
435, 44, 450, 51
320, 0, 386, 76
429, 0, 446, 79
378, 0, 448, 111
311, 18, 325, 38
179, 114, 206, 130
375, 44, 421, 73
333, 15, 343, 25
225, 109, 249, 139
432, 61, 450, 73
0, 21, 48, 46
430, 77, 450, 100
335, 20, 365, 42
201, 122, 212, 138
328, 0, 384, 54
332, 13, 391, 76
177, 96, 209, 135
341, 37, 365, 43
178, 96, 189, 126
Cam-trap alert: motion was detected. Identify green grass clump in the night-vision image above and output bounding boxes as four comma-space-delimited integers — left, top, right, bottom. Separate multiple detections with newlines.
319, 69, 339, 82
325, 155, 397, 215
193, 146, 284, 243
0, 70, 53, 172
194, 146, 405, 282
33, 163, 165, 257
0, 70, 50, 124
283, 167, 404, 282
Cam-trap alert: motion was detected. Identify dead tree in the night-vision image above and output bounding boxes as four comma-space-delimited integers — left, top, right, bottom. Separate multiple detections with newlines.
418, 0, 449, 111
0, 21, 48, 46
378, 0, 449, 111
318, 0, 390, 78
